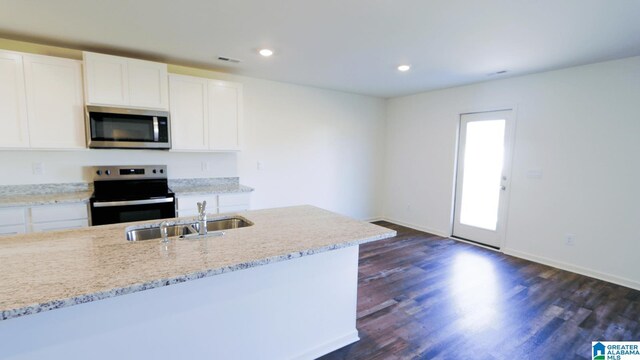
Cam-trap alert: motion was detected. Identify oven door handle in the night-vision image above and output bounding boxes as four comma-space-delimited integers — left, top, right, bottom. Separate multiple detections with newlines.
92, 198, 174, 208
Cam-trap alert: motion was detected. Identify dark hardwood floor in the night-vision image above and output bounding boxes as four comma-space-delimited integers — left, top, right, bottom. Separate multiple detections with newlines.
320, 221, 640, 360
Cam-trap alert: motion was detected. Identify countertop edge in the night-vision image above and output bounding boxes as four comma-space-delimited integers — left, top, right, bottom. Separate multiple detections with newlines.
0, 230, 396, 321
170, 186, 254, 196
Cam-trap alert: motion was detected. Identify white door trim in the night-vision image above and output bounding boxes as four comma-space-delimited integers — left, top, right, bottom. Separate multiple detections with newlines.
450, 107, 518, 248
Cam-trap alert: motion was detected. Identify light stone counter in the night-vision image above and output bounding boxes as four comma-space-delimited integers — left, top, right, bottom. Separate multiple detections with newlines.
0, 205, 395, 321
0, 183, 92, 207
169, 177, 253, 196
0, 178, 253, 207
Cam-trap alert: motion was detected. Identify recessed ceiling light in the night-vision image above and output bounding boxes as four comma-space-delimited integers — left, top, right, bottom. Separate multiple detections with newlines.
397, 65, 411, 72
259, 49, 274, 57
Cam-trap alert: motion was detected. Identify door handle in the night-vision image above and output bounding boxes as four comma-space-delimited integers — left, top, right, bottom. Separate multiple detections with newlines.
500, 186, 506, 191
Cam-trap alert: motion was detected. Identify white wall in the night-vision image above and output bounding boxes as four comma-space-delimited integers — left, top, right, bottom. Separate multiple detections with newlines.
384, 56, 640, 289
0, 39, 386, 221
0, 150, 237, 185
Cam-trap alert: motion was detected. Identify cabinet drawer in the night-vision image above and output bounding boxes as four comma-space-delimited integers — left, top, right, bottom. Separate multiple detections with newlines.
31, 219, 88, 232
31, 203, 88, 223
218, 205, 249, 214
0, 224, 27, 236
0, 207, 26, 226
218, 193, 250, 207
177, 195, 217, 211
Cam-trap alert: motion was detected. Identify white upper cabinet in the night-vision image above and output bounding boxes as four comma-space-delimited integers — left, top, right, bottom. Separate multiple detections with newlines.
23, 55, 85, 149
0, 51, 29, 148
169, 74, 209, 150
209, 81, 242, 151
83, 51, 168, 110
128, 58, 169, 109
169, 74, 243, 152
0, 50, 84, 150
83, 52, 128, 106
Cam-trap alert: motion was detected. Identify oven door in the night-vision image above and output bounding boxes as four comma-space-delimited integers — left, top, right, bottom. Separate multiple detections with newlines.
90, 197, 176, 226
86, 106, 171, 149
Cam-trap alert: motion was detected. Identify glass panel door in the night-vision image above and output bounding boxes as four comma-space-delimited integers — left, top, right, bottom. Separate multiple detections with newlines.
453, 110, 514, 247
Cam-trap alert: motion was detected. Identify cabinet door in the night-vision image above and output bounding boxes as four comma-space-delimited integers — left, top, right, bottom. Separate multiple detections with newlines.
31, 219, 89, 232
128, 58, 169, 110
169, 74, 209, 150
0, 51, 29, 148
30, 203, 88, 223
83, 52, 129, 106
0, 224, 26, 237
208, 81, 242, 151
0, 207, 26, 226
23, 55, 85, 149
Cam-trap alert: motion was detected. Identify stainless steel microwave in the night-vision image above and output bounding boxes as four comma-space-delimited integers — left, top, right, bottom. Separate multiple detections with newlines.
85, 106, 171, 149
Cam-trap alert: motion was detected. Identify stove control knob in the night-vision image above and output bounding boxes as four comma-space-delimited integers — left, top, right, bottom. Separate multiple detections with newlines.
96, 170, 102, 176
152, 169, 157, 174
105, 170, 111, 176
159, 169, 164, 174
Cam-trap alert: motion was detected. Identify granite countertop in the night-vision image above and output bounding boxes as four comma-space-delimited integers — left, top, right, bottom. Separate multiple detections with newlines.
0, 178, 253, 207
0, 205, 395, 321
0, 183, 93, 207
169, 177, 253, 196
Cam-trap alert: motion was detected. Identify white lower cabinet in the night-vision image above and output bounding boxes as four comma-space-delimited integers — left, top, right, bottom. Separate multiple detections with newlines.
0, 224, 27, 236
31, 219, 88, 233
177, 194, 218, 218
218, 193, 251, 214
0, 203, 89, 236
176, 193, 250, 217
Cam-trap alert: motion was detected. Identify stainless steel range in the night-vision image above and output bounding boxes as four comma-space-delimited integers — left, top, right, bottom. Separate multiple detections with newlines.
89, 165, 176, 226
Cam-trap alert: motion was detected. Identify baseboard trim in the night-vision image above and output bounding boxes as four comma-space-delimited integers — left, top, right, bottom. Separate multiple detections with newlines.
378, 217, 450, 238
291, 330, 359, 360
503, 248, 640, 291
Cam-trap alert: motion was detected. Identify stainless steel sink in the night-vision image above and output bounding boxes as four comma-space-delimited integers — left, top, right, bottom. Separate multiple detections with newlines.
126, 224, 197, 241
126, 216, 253, 241
197, 218, 252, 232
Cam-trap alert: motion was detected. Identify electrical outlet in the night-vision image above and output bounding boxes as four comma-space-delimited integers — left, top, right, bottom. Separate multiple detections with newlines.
565, 234, 576, 246
257, 161, 264, 171
201, 161, 209, 172
406, 204, 411, 212
32, 162, 44, 175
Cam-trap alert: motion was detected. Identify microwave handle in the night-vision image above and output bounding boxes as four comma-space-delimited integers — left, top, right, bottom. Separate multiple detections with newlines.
153, 117, 159, 142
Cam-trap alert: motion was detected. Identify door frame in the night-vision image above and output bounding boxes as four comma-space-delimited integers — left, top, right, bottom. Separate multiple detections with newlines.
448, 105, 518, 249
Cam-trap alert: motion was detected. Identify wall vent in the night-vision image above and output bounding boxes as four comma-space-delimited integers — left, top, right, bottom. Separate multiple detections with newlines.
488, 70, 508, 76
217, 56, 241, 64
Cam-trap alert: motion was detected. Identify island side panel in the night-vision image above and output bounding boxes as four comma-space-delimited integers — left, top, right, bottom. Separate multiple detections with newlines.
0, 245, 360, 360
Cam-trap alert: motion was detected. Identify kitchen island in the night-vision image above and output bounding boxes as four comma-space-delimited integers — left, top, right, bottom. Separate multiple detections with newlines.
0, 205, 395, 360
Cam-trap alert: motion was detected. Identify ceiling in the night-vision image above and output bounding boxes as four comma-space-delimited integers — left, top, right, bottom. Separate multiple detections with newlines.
1, 0, 639, 98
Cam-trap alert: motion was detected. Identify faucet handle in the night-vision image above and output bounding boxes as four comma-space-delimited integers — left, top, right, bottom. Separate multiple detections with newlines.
197, 200, 207, 215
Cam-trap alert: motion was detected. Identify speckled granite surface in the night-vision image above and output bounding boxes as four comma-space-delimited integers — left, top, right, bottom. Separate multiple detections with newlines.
0, 178, 253, 207
0, 183, 93, 207
169, 177, 253, 196
0, 205, 395, 321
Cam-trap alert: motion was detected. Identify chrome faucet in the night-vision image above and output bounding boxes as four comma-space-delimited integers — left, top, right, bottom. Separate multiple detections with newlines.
197, 201, 207, 235
159, 220, 170, 243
